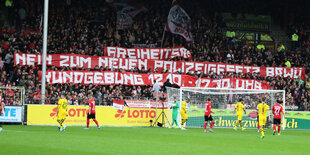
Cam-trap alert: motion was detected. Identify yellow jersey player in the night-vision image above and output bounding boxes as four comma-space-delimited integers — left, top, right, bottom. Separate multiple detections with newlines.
233, 98, 246, 130
56, 94, 68, 131
180, 98, 190, 130
257, 98, 271, 139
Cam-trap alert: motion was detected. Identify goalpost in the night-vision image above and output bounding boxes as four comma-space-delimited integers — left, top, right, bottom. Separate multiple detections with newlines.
166, 87, 286, 130
0, 86, 25, 125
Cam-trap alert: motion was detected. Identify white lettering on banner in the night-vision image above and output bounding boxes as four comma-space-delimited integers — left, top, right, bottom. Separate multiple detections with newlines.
60, 55, 69, 67
106, 47, 116, 57
27, 54, 36, 66
84, 72, 94, 84
104, 47, 193, 59
294, 69, 299, 79
298, 68, 303, 78
128, 59, 137, 69
226, 65, 234, 73
117, 47, 126, 58
208, 64, 216, 73
140, 49, 148, 59
252, 67, 260, 73
74, 72, 84, 84
195, 63, 204, 72
150, 49, 159, 59
139, 59, 147, 70
108, 58, 117, 69
275, 68, 283, 77
154, 74, 163, 85
127, 49, 136, 58
80, 57, 91, 68
15, 53, 26, 65
53, 72, 62, 83
105, 72, 114, 84
45, 72, 51, 83
63, 72, 73, 83
201, 79, 211, 88
245, 80, 254, 89
254, 81, 262, 89
69, 56, 78, 68
284, 68, 293, 78
217, 64, 225, 74
41, 71, 271, 89
94, 72, 103, 84
164, 61, 173, 72
235, 65, 243, 73
124, 74, 133, 85
236, 79, 244, 89
16, 53, 305, 80
46, 55, 52, 65
222, 79, 230, 88
154, 60, 163, 70
266, 67, 274, 77
185, 62, 194, 73
115, 72, 123, 84
134, 75, 144, 85
244, 66, 251, 73
98, 57, 108, 68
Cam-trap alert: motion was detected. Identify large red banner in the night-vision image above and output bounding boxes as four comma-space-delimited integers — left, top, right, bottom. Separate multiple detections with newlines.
104, 46, 193, 59
15, 53, 306, 80
39, 71, 271, 90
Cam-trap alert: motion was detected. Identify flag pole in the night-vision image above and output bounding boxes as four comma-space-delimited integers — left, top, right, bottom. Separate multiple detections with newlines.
41, 0, 49, 104
160, 26, 166, 48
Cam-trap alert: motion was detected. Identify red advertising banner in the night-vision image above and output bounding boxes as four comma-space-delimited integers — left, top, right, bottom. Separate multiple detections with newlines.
38, 71, 271, 90
104, 47, 193, 59
15, 53, 306, 80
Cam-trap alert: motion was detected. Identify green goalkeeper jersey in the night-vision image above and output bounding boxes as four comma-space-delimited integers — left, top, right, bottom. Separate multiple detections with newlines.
172, 102, 179, 120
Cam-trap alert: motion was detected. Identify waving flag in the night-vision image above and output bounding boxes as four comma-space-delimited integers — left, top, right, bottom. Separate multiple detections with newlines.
113, 99, 125, 110
115, 2, 147, 30
166, 0, 193, 42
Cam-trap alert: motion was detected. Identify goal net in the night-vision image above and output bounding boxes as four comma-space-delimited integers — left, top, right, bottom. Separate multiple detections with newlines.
0, 86, 25, 105
166, 87, 286, 129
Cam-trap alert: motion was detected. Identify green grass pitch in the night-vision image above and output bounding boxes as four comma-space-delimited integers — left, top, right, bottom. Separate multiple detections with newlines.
0, 125, 309, 155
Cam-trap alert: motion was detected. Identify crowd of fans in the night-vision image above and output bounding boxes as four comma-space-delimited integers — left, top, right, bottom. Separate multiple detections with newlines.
0, 0, 310, 111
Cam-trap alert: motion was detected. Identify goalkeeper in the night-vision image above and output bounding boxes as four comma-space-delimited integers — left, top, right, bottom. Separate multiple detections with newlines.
170, 97, 179, 128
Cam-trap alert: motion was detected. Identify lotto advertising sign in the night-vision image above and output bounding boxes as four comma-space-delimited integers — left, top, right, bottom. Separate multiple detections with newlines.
103, 107, 171, 126
27, 105, 171, 126
0, 106, 22, 122
187, 108, 310, 130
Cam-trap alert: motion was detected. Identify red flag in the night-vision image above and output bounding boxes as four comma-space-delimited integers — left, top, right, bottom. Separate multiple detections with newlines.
166, 0, 193, 42
113, 99, 125, 110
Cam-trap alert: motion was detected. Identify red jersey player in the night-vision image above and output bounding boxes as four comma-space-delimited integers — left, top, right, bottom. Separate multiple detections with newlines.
84, 95, 100, 129
204, 98, 215, 133
0, 92, 5, 132
272, 100, 284, 135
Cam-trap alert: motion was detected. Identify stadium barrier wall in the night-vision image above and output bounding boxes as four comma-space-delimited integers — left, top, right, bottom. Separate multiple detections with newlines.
0, 106, 23, 123
187, 108, 309, 130
26, 105, 172, 126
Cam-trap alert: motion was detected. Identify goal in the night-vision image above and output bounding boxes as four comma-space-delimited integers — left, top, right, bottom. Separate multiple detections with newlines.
0, 86, 25, 105
166, 87, 286, 129
0, 86, 25, 124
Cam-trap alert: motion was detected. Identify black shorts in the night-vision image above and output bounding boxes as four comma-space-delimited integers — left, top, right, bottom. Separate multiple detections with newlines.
257, 116, 259, 121
204, 115, 213, 121
87, 113, 96, 119
273, 118, 281, 125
